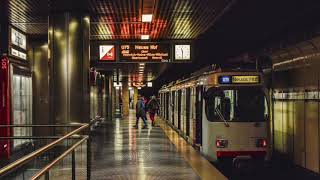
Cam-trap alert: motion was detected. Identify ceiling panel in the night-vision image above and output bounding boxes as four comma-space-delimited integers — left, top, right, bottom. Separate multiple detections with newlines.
90, 0, 232, 40
2, 0, 49, 34
2, 0, 232, 40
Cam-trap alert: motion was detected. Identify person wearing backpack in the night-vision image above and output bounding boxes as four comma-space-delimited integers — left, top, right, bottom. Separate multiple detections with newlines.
133, 95, 148, 129
147, 96, 160, 126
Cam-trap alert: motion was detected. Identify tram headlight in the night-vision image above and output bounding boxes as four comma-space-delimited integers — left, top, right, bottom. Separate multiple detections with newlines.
256, 138, 267, 148
216, 139, 228, 148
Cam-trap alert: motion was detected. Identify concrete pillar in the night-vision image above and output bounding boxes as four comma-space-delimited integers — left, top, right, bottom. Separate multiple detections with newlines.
122, 79, 130, 117
133, 87, 138, 110
29, 41, 50, 136
48, 0, 90, 124
105, 75, 113, 121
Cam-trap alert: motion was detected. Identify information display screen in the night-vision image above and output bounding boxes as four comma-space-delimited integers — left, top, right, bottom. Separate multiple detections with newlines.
120, 43, 170, 62
219, 75, 260, 84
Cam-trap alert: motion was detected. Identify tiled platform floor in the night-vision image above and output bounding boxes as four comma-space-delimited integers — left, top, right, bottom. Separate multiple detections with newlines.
90, 112, 200, 180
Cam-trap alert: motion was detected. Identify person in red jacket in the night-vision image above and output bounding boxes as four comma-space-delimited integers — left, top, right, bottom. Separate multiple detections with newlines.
147, 96, 160, 126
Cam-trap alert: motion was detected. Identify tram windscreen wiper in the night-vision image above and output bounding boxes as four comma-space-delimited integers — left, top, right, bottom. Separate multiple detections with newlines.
215, 107, 230, 127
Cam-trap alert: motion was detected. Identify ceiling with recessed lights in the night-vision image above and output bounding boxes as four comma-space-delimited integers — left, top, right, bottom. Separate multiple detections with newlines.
1, 0, 234, 40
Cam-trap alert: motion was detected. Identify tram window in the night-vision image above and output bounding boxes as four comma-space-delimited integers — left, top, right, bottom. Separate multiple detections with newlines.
205, 88, 266, 122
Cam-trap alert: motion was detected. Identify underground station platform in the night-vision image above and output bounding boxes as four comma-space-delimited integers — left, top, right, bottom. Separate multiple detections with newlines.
2, 0, 320, 179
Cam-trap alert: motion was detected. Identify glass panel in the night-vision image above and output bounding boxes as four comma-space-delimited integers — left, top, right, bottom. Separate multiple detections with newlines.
205, 87, 267, 122
12, 75, 32, 148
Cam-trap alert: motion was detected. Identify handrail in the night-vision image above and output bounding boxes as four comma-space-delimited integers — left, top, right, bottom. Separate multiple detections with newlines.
0, 136, 83, 139
0, 118, 100, 128
0, 123, 89, 176
31, 136, 89, 180
0, 124, 84, 128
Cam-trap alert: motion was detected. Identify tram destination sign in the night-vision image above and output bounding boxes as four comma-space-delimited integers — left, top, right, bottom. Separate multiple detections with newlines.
119, 43, 170, 62
219, 75, 260, 84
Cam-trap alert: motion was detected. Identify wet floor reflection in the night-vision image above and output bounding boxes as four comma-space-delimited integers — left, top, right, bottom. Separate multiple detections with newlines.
90, 112, 200, 180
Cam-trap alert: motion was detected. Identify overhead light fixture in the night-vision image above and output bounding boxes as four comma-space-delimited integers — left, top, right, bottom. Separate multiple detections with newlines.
147, 82, 152, 87
142, 14, 153, 22
141, 35, 149, 40
113, 82, 122, 87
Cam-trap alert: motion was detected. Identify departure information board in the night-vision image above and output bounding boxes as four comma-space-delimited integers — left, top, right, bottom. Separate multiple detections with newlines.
119, 43, 170, 62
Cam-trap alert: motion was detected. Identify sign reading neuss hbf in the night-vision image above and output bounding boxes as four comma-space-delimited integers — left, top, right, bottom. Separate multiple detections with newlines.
120, 43, 170, 62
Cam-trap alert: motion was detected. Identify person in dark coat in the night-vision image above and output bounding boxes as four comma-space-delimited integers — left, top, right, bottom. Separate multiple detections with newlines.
147, 96, 160, 126
133, 96, 148, 129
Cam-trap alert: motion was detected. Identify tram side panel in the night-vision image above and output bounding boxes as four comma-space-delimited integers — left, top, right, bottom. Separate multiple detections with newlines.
190, 87, 196, 145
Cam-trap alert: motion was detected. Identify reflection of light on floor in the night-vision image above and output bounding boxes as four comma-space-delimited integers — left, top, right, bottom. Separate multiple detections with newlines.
114, 119, 123, 161
138, 147, 146, 179
129, 110, 137, 161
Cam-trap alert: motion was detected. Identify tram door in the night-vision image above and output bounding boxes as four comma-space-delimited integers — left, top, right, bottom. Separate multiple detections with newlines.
186, 88, 191, 136
190, 87, 196, 143
177, 90, 182, 130
195, 86, 203, 145
171, 91, 175, 126
165, 93, 169, 121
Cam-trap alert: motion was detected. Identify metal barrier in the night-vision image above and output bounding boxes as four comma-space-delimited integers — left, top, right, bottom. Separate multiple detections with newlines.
0, 122, 95, 180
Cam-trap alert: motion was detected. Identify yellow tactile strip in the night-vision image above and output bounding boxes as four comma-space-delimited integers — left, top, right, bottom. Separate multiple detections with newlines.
159, 120, 228, 180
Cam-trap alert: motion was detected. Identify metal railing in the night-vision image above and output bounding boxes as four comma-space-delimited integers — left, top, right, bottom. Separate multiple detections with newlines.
0, 121, 99, 180
32, 136, 88, 180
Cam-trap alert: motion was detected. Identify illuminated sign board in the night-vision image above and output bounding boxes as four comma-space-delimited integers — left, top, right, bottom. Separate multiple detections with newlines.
11, 48, 27, 60
120, 43, 170, 62
11, 28, 26, 50
219, 75, 260, 84
99, 45, 115, 61
219, 76, 231, 84
174, 45, 191, 60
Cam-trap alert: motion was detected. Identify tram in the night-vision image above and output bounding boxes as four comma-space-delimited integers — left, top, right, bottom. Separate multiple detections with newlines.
159, 66, 269, 163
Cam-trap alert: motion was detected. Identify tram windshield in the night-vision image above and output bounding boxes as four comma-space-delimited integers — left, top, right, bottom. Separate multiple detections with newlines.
205, 87, 268, 122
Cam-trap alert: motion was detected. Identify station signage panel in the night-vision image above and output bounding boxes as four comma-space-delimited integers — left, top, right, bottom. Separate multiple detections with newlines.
99, 45, 115, 61
11, 48, 27, 60
9, 27, 28, 61
11, 28, 26, 50
120, 43, 170, 62
218, 75, 260, 84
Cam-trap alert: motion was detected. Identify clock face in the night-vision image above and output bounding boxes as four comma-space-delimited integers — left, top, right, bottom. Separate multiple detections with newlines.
175, 45, 190, 60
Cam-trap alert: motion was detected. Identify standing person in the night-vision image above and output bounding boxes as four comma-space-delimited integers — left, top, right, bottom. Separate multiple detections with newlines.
147, 96, 160, 126
134, 95, 148, 129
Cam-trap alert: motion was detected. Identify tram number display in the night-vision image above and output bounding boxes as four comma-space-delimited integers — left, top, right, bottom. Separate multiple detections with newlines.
219, 75, 260, 84
120, 43, 170, 62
